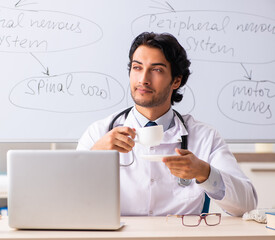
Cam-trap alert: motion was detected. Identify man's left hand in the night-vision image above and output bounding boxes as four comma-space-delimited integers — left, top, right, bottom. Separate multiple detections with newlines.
162, 148, 210, 183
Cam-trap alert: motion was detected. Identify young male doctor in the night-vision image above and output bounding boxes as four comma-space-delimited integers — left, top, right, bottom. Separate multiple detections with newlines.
77, 32, 257, 217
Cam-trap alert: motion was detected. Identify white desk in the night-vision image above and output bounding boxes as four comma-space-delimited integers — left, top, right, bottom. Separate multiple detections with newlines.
0, 216, 274, 240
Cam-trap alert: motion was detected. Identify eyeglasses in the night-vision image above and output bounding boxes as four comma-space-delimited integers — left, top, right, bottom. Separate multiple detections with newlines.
166, 213, 221, 227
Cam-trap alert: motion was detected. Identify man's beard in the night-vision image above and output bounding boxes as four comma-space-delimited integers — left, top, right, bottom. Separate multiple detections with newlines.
131, 85, 172, 108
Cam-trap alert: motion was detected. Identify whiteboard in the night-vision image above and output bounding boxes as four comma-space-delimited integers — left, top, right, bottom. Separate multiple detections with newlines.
0, 0, 274, 142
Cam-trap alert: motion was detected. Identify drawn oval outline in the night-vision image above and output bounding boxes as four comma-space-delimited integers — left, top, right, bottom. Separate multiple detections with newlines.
9, 72, 125, 113
0, 6, 103, 52
217, 79, 275, 125
131, 10, 275, 64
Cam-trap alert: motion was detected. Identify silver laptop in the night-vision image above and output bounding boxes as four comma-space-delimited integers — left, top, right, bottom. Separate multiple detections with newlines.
7, 150, 122, 230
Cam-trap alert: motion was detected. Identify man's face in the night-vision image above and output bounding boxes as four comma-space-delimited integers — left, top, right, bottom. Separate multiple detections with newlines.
130, 45, 180, 109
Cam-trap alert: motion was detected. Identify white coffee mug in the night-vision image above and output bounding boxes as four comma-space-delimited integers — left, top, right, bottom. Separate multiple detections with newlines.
135, 125, 164, 147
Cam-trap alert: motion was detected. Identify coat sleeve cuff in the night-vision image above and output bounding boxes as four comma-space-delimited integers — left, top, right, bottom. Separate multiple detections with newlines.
197, 165, 225, 200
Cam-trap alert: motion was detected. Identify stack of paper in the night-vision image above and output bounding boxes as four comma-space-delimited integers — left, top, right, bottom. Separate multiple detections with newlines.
266, 212, 275, 230
0, 175, 8, 198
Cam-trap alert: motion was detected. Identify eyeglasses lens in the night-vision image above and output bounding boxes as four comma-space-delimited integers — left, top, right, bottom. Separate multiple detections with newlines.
182, 215, 201, 226
205, 214, 220, 226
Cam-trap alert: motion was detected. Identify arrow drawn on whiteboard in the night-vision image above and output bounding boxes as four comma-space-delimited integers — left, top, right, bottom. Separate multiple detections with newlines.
240, 63, 252, 80
149, 0, 175, 12
15, 0, 37, 8
30, 53, 50, 76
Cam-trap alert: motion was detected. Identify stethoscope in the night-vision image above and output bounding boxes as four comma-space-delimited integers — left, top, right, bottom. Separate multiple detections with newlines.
108, 107, 192, 187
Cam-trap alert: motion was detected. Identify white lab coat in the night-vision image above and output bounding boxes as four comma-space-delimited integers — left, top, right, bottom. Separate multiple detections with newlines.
77, 108, 257, 216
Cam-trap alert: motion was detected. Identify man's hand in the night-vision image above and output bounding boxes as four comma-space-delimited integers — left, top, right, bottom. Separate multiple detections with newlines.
162, 148, 210, 183
91, 126, 136, 153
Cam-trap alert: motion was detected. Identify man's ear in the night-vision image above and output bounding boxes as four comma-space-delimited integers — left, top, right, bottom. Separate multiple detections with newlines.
172, 76, 182, 89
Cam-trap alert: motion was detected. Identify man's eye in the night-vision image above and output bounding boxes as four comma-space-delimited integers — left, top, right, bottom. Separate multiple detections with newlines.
153, 68, 162, 73
132, 66, 141, 70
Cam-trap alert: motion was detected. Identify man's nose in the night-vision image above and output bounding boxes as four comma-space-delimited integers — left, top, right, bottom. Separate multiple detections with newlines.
139, 70, 151, 85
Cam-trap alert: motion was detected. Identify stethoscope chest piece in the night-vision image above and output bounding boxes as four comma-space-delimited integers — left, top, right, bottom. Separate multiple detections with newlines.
178, 178, 192, 187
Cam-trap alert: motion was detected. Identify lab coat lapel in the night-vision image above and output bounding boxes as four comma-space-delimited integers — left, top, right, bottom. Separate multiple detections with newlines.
162, 114, 188, 144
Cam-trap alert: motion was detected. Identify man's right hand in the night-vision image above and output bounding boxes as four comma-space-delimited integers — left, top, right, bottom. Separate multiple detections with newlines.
91, 127, 136, 153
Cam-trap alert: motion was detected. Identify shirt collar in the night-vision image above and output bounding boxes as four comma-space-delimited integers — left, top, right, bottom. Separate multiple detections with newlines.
132, 106, 174, 132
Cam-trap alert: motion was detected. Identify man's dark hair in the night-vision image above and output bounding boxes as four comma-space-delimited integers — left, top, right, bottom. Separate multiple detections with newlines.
128, 32, 191, 105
